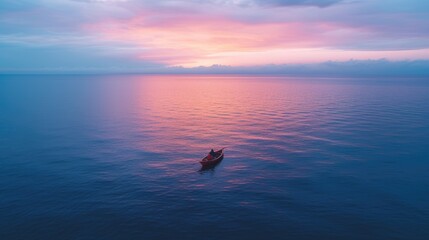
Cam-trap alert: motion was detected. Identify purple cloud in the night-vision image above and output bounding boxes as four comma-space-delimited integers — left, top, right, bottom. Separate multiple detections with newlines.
253, 0, 344, 7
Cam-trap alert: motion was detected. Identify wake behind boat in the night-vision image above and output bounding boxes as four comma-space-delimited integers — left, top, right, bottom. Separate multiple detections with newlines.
200, 148, 225, 167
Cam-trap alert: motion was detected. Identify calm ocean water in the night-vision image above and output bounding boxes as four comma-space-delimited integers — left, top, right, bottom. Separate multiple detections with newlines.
0, 74, 428, 240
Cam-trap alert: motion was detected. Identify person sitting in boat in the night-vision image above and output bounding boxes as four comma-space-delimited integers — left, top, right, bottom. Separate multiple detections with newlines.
206, 149, 216, 160
209, 149, 216, 157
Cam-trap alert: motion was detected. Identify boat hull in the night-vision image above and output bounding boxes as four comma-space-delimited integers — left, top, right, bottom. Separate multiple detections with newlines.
200, 149, 224, 167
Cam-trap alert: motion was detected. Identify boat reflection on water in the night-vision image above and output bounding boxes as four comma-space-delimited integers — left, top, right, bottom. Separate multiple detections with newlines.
198, 160, 223, 172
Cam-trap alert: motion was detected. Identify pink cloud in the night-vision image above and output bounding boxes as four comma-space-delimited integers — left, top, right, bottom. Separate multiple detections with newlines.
80, 2, 429, 66
85, 10, 355, 66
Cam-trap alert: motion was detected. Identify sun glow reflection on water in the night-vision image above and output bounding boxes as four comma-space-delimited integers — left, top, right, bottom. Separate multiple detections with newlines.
0, 75, 428, 239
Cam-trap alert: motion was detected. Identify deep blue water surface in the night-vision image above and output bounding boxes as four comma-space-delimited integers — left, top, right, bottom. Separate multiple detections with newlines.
1, 75, 428, 239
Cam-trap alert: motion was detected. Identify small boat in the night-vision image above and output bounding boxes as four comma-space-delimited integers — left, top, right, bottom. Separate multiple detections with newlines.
200, 148, 225, 167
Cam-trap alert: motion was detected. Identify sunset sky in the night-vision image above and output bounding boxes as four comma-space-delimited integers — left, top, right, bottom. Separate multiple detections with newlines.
1, 0, 429, 73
